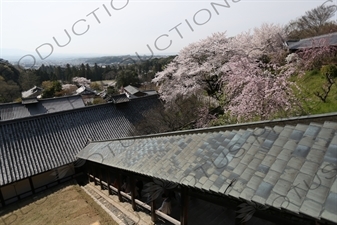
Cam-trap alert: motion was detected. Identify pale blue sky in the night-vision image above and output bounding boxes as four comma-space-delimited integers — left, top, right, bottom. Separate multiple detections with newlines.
1, 0, 336, 61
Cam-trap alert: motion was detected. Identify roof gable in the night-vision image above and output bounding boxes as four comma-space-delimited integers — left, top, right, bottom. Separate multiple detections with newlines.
0, 95, 85, 121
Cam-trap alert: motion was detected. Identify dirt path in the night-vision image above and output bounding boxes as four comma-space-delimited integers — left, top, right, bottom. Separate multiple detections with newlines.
0, 183, 118, 225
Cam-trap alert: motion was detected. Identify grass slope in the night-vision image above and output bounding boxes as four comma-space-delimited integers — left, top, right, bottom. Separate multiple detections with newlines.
292, 69, 337, 115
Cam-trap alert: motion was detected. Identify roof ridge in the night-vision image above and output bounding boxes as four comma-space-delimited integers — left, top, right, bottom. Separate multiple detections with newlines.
85, 112, 337, 143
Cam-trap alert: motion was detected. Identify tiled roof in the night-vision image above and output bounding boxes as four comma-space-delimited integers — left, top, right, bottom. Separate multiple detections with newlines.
77, 115, 337, 224
287, 32, 337, 50
0, 95, 85, 121
21, 86, 43, 99
124, 85, 141, 95
0, 95, 160, 186
109, 94, 130, 104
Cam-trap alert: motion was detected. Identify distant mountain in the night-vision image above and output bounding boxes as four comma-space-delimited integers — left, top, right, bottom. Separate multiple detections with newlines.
79, 55, 173, 65
0, 48, 34, 61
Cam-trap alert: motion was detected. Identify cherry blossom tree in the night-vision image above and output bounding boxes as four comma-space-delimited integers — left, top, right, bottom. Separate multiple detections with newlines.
72, 76, 91, 87
153, 24, 299, 125
221, 24, 299, 121
153, 32, 230, 103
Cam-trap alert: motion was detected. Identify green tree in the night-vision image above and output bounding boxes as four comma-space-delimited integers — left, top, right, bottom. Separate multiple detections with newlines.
115, 69, 140, 88
41, 80, 62, 98
0, 76, 21, 103
19, 70, 39, 91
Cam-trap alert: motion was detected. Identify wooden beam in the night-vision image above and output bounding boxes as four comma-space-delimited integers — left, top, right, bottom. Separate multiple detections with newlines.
0, 187, 5, 207
130, 175, 137, 211
29, 177, 35, 194
151, 200, 157, 222
180, 187, 189, 225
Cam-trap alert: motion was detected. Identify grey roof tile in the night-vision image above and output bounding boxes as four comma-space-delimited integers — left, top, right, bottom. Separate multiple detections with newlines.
282, 202, 301, 214
277, 148, 294, 161
285, 187, 306, 207
252, 195, 267, 205
267, 145, 282, 156
261, 155, 276, 167
270, 159, 288, 172
232, 163, 247, 176
293, 172, 314, 191
266, 192, 286, 208
331, 178, 337, 193
255, 181, 273, 199
241, 153, 254, 165
289, 129, 304, 140
298, 136, 315, 147
228, 188, 241, 199
273, 179, 292, 196
324, 192, 337, 214
273, 136, 289, 147
323, 121, 337, 129
321, 210, 337, 224
287, 157, 305, 170
246, 144, 260, 156
295, 124, 308, 132
317, 127, 335, 140
313, 137, 330, 148
255, 151, 267, 160
315, 162, 336, 188
280, 168, 299, 183
239, 187, 255, 201
307, 185, 330, 204
306, 148, 326, 164
292, 145, 311, 158
300, 161, 320, 176
248, 158, 262, 170
280, 125, 295, 139
257, 164, 270, 175
231, 179, 246, 194
283, 140, 297, 151
240, 167, 255, 183
246, 175, 263, 190
324, 144, 337, 164
331, 136, 337, 145
300, 199, 322, 219
304, 125, 321, 137
263, 170, 281, 186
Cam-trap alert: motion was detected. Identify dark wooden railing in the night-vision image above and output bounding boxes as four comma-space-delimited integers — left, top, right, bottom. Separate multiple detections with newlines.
90, 174, 180, 225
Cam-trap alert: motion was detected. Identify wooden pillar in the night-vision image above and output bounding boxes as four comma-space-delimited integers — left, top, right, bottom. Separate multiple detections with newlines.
99, 165, 104, 190
130, 175, 137, 211
86, 162, 91, 183
94, 165, 98, 186
29, 177, 35, 194
0, 188, 5, 207
180, 187, 189, 225
55, 169, 61, 184
116, 173, 123, 202
107, 169, 112, 195
151, 199, 157, 222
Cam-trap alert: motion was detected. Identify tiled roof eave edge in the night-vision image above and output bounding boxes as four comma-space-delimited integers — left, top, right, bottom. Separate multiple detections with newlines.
0, 102, 115, 125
